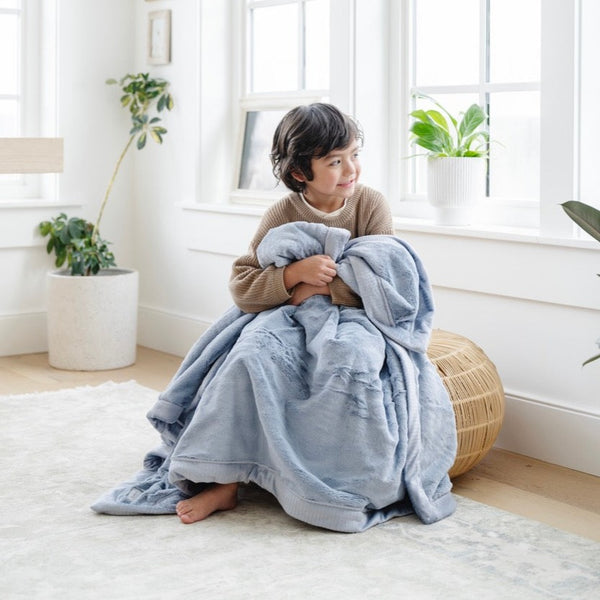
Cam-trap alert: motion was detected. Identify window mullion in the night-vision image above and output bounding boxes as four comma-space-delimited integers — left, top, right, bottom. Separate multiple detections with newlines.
539, 0, 578, 237
298, 0, 305, 90
480, 0, 488, 104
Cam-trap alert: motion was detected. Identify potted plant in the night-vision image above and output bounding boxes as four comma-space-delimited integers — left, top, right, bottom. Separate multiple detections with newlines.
561, 200, 600, 366
409, 94, 490, 225
38, 73, 174, 370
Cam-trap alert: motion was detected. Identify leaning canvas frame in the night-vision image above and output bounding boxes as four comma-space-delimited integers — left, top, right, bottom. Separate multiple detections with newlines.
147, 10, 171, 65
231, 97, 321, 205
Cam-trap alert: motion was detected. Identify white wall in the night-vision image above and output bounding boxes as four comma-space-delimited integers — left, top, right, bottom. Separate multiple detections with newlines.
1, 0, 598, 476
0, 0, 135, 355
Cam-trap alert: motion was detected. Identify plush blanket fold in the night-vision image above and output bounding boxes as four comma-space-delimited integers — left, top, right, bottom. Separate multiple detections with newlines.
91, 222, 457, 532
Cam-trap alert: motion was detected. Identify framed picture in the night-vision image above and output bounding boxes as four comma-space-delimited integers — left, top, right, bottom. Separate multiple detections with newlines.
147, 10, 171, 65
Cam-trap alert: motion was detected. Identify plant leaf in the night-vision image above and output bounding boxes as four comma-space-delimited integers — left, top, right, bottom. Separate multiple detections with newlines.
137, 132, 147, 150
410, 122, 451, 154
426, 110, 449, 132
414, 93, 457, 129
459, 104, 487, 139
582, 353, 600, 366
561, 201, 600, 243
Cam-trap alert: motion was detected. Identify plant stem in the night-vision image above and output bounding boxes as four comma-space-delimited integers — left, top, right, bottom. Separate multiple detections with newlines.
92, 134, 136, 244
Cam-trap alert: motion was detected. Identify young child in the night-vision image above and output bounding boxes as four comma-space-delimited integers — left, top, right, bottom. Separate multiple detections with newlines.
175, 103, 395, 524
93, 102, 456, 531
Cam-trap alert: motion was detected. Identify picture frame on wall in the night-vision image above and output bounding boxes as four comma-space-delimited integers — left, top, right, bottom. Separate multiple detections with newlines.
147, 10, 171, 65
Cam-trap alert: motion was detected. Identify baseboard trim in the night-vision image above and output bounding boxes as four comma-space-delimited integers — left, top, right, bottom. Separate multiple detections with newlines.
137, 304, 211, 358
495, 392, 600, 476
0, 311, 47, 356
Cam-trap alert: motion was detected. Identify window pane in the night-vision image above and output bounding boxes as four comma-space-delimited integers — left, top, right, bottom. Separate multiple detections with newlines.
488, 91, 539, 199
414, 0, 479, 86
0, 13, 19, 95
305, 0, 329, 90
0, 99, 19, 136
251, 4, 298, 93
238, 109, 286, 191
0, 1, 20, 8
489, 0, 540, 83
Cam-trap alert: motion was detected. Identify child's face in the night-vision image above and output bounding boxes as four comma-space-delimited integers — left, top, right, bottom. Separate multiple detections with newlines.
298, 141, 361, 205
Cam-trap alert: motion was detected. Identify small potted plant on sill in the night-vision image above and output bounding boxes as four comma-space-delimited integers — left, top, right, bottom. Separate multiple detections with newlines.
561, 200, 600, 366
38, 73, 174, 370
409, 93, 490, 226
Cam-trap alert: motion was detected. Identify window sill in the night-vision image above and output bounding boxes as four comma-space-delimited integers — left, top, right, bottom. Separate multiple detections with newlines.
178, 201, 597, 251
393, 217, 597, 251
0, 199, 83, 209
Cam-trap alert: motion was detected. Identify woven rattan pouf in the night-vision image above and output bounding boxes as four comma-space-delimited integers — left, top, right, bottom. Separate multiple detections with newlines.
427, 329, 505, 478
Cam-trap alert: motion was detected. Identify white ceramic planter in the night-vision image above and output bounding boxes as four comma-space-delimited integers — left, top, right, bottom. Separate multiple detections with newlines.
47, 268, 139, 370
427, 157, 486, 226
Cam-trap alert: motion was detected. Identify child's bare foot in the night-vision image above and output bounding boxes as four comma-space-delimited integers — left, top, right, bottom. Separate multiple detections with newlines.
176, 483, 239, 524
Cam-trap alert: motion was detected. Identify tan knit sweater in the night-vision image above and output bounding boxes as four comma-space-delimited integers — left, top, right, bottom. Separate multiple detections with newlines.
229, 184, 394, 313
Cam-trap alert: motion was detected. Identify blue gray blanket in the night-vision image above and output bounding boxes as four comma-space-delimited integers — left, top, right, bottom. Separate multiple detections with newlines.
92, 222, 457, 532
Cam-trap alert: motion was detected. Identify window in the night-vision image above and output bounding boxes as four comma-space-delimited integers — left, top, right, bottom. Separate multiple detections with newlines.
0, 0, 57, 201
233, 0, 330, 203
405, 0, 541, 226
396, 0, 591, 236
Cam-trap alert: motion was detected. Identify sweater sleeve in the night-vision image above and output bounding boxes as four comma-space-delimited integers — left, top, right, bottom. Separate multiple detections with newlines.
229, 204, 294, 313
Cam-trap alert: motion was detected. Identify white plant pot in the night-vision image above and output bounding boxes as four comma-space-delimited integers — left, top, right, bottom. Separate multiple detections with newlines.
427, 157, 486, 226
47, 268, 139, 370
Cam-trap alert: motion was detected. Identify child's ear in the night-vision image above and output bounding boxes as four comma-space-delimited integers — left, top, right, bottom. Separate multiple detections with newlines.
291, 170, 305, 183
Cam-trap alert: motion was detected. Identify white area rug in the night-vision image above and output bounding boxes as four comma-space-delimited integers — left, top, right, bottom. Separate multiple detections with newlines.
1, 381, 598, 599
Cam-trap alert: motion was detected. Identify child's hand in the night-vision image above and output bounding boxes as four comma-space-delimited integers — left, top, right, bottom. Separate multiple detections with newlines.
284, 255, 337, 289
288, 283, 330, 306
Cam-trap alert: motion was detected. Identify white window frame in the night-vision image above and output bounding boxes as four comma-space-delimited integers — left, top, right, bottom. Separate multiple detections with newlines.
0, 0, 58, 203
231, 0, 331, 204
392, 0, 580, 237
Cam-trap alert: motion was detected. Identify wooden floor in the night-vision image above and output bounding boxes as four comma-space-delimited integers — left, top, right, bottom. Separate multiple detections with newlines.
1, 347, 599, 542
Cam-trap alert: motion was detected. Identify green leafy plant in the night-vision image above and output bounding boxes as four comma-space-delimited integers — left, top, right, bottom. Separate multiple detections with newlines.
561, 200, 600, 365
39, 213, 115, 276
39, 73, 174, 276
409, 94, 490, 157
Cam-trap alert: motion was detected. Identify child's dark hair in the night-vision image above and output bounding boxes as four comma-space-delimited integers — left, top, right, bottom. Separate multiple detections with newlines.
271, 103, 363, 192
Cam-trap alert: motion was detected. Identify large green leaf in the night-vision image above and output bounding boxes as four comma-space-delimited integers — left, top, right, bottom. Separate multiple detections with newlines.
561, 201, 600, 243
426, 110, 449, 132
459, 104, 487, 140
409, 109, 432, 124
410, 122, 450, 154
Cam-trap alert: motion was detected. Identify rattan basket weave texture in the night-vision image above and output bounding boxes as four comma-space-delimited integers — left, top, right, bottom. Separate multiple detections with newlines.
427, 329, 505, 479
